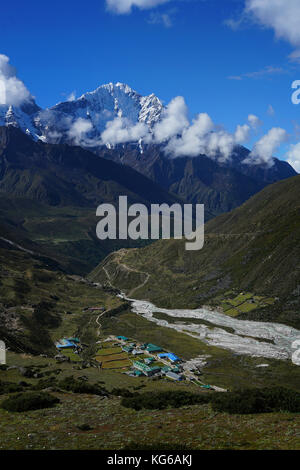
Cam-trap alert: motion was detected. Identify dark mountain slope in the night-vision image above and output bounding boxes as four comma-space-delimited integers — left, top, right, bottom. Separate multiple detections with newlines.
226, 145, 297, 184
0, 127, 179, 207
0, 127, 184, 274
95, 143, 297, 218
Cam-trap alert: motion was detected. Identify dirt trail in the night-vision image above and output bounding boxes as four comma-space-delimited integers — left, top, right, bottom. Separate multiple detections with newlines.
102, 249, 150, 297
95, 310, 108, 336
96, 248, 150, 335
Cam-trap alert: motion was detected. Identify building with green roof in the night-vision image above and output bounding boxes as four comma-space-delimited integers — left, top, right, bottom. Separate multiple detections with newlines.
133, 361, 161, 376
146, 343, 162, 353
66, 337, 80, 344
134, 370, 144, 377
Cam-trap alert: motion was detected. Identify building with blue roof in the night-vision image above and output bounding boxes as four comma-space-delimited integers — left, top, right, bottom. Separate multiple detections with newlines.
158, 352, 181, 363
56, 339, 76, 349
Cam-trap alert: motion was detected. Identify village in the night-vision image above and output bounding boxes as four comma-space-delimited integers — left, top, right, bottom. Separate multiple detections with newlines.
55, 334, 225, 391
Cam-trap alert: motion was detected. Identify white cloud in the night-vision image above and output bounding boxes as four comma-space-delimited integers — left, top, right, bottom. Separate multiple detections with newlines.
68, 118, 93, 144
228, 65, 286, 81
0, 54, 32, 107
234, 124, 251, 143
227, 1, 300, 61
286, 143, 300, 173
165, 113, 214, 157
67, 91, 76, 102
267, 104, 275, 116
205, 130, 237, 162
164, 112, 251, 161
101, 117, 149, 145
246, 0, 300, 44
289, 49, 300, 63
248, 114, 262, 128
227, 1, 300, 60
98, 95, 257, 162
152, 96, 189, 143
148, 11, 173, 27
224, 16, 245, 31
243, 127, 288, 166
106, 0, 170, 14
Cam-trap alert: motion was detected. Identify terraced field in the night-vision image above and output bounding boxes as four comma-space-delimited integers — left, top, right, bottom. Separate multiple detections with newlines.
215, 291, 276, 317
101, 360, 132, 369
94, 345, 132, 370
96, 347, 123, 356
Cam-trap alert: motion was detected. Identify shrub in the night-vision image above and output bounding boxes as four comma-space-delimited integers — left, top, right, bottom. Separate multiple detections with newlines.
121, 391, 211, 411
77, 423, 93, 431
0, 381, 23, 395
34, 271, 55, 284
33, 301, 61, 328
1, 391, 60, 412
33, 377, 58, 391
58, 376, 108, 396
211, 387, 300, 414
121, 387, 300, 414
110, 388, 135, 398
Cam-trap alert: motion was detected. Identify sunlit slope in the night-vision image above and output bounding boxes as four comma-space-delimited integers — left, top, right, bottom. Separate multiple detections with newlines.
93, 175, 300, 328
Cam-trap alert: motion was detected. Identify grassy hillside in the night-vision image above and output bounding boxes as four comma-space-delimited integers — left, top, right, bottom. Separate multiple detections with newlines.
0, 351, 299, 450
0, 233, 122, 354
0, 194, 153, 274
92, 175, 300, 328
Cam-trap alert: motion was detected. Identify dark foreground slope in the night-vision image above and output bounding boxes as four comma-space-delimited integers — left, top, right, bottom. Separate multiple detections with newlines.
93, 175, 300, 328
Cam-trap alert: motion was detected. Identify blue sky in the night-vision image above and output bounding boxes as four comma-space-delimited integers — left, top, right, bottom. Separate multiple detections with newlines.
1, 0, 300, 167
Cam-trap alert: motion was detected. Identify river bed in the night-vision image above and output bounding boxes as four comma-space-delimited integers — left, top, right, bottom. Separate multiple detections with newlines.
119, 294, 300, 362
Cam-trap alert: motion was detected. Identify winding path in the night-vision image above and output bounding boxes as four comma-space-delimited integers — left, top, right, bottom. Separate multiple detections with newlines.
102, 249, 150, 297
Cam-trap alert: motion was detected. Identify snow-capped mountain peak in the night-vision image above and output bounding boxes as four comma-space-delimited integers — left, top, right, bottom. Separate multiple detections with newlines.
68, 81, 163, 127
0, 82, 164, 149
0, 99, 41, 140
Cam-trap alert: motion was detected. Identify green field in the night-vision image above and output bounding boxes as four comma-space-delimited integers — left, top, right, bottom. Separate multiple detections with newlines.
95, 353, 129, 362
96, 347, 123, 356
101, 359, 132, 369
215, 291, 276, 317
59, 349, 80, 362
